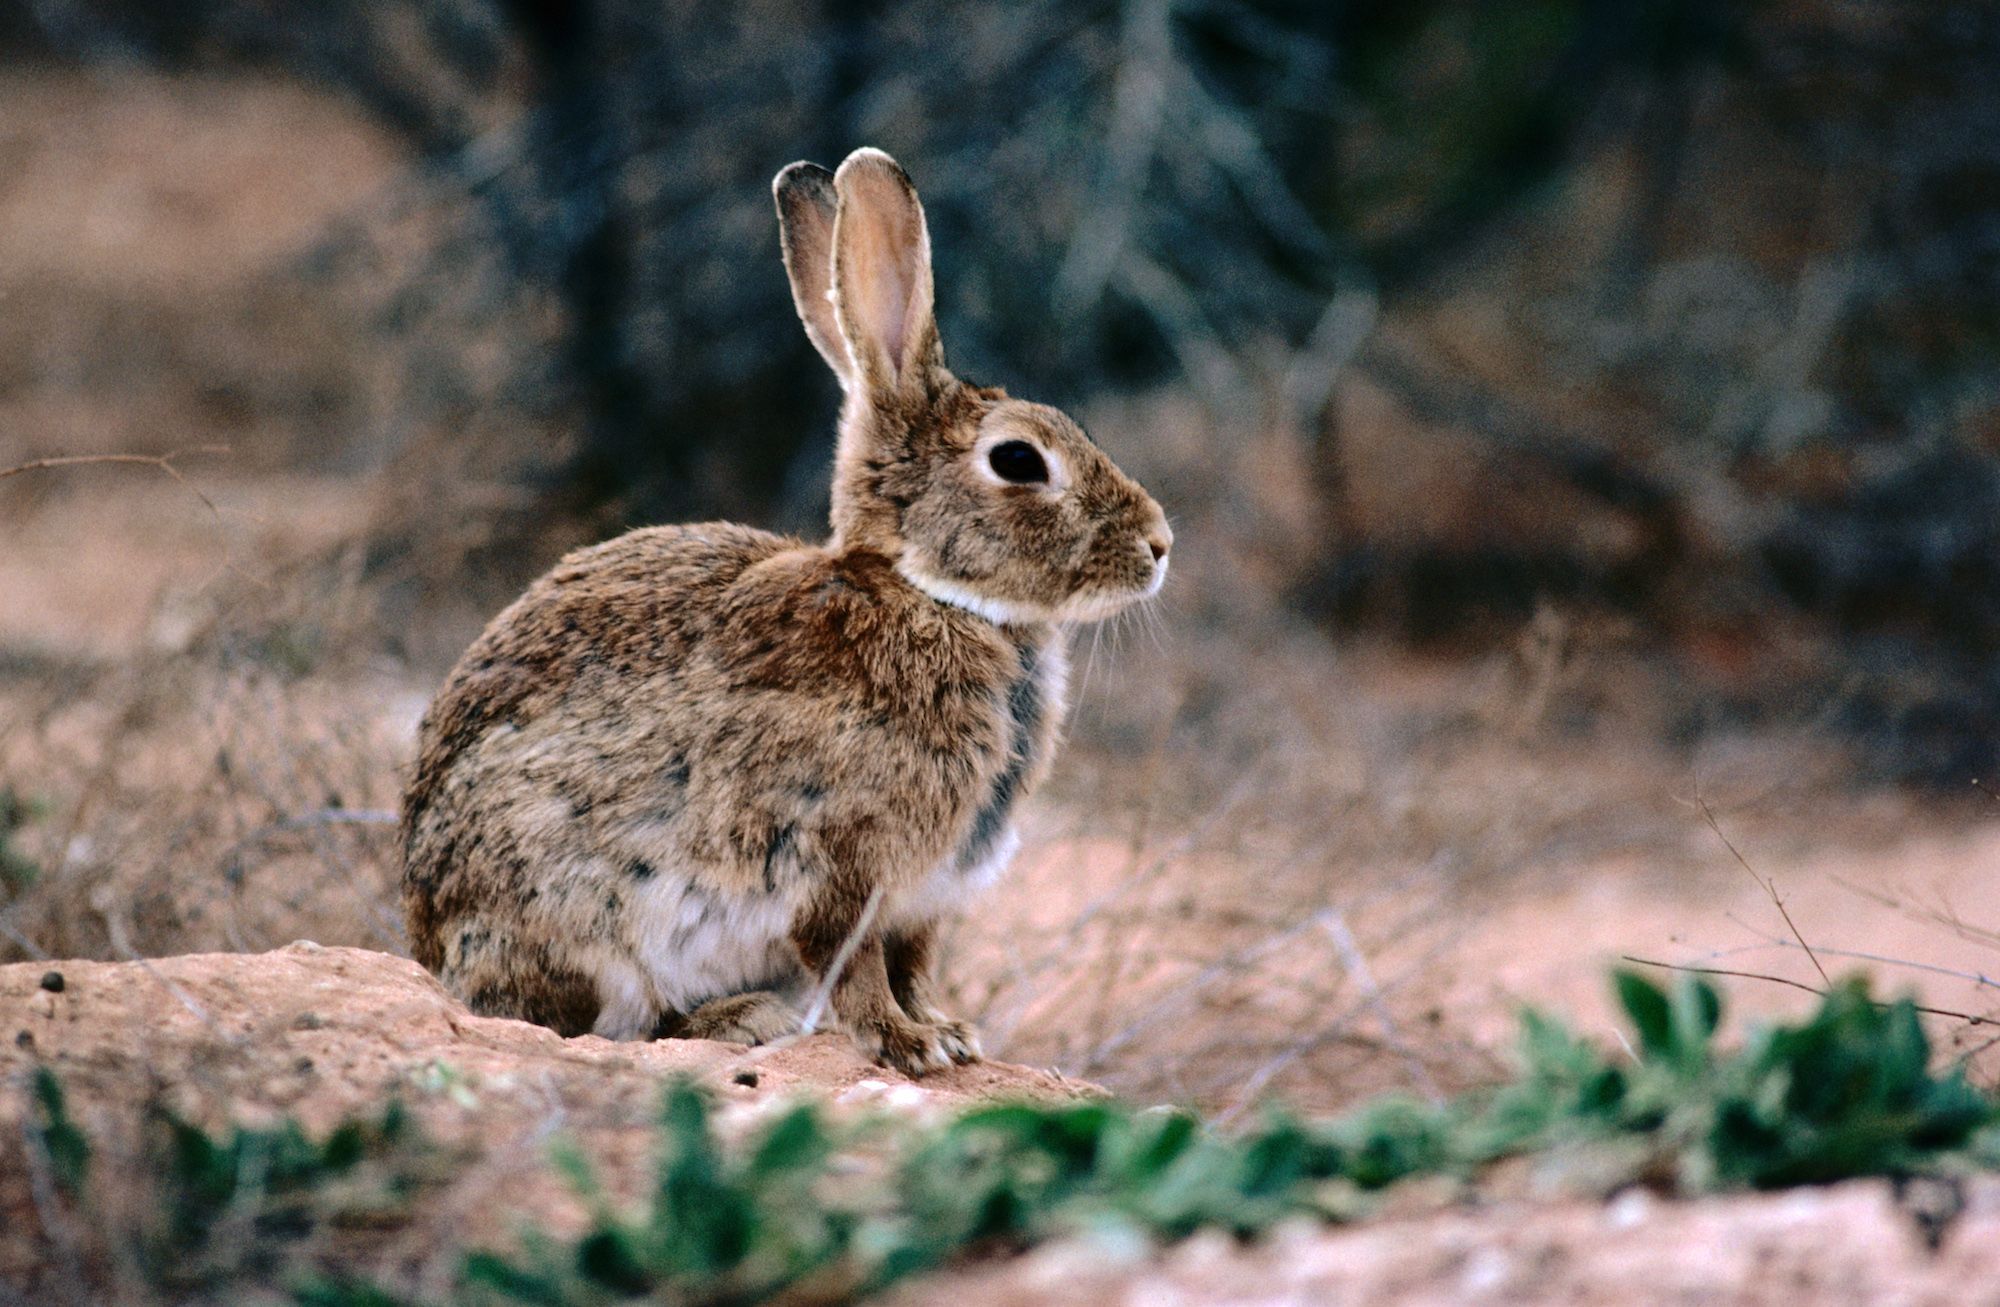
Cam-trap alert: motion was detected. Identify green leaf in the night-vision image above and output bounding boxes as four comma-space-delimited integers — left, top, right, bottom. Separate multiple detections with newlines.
291, 1276, 416, 1307
462, 1250, 563, 1302
1614, 970, 1674, 1059
1675, 976, 1722, 1043
30, 1069, 89, 1197
576, 1228, 650, 1294
549, 1139, 599, 1200
750, 1104, 829, 1177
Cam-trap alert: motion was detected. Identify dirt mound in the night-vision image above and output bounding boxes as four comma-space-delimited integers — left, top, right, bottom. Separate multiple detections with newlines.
0, 943, 1090, 1130
0, 943, 1095, 1290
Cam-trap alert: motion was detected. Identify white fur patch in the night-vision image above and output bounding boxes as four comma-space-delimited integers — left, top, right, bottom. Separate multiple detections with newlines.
1038, 636, 1073, 725
1058, 566, 1162, 624
895, 825, 1022, 925
895, 558, 1055, 625
625, 870, 801, 1013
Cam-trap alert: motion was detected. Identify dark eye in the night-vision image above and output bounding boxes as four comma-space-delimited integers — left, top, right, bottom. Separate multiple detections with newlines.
987, 440, 1049, 485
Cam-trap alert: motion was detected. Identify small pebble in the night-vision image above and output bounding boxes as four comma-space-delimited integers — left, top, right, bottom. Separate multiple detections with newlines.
883, 1083, 930, 1110
732, 1069, 760, 1088
39, 971, 64, 993
1604, 1188, 1655, 1230
14, 1030, 32, 1049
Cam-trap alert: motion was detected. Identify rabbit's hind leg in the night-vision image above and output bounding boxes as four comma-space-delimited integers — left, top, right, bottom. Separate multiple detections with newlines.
446, 922, 604, 1037
671, 991, 799, 1045
589, 955, 667, 1040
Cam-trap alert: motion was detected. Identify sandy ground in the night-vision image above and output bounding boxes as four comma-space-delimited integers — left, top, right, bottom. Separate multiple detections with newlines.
885, 1177, 2000, 1307
1443, 825, 2000, 1059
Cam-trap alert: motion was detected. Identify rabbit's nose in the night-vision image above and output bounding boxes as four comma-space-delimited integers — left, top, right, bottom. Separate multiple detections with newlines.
1147, 538, 1168, 563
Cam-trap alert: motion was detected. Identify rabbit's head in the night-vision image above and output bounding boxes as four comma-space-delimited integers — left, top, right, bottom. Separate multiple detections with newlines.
775, 149, 1170, 626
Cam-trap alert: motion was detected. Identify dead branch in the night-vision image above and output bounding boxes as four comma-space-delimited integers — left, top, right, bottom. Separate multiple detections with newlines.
1833, 873, 2000, 950
0, 446, 230, 521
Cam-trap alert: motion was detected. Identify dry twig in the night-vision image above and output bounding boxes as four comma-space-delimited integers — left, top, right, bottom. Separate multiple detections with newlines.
1622, 954, 1995, 1026
1694, 793, 1832, 989
0, 446, 230, 520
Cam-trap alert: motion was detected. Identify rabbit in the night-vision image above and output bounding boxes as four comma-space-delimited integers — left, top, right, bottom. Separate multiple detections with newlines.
400, 148, 1171, 1076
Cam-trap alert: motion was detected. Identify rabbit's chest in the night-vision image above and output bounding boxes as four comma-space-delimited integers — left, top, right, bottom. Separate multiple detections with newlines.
903, 634, 1068, 917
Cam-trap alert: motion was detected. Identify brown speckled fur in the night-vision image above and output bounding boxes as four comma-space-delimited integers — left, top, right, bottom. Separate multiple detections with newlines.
401, 149, 1170, 1075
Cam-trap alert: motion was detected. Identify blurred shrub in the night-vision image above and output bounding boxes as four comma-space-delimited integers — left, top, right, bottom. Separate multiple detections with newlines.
0, 0, 1710, 517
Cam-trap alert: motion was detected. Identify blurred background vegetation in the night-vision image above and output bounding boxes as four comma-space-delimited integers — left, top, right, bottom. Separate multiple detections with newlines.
6, 1, 1998, 783
8, 0, 1994, 782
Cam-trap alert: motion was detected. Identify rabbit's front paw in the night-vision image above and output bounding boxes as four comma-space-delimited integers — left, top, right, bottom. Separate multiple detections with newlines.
860, 1017, 958, 1078
931, 1017, 983, 1065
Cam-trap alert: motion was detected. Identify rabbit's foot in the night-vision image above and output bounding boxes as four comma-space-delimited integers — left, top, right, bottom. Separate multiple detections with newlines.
679, 990, 799, 1045
929, 1017, 983, 1064
857, 1015, 964, 1078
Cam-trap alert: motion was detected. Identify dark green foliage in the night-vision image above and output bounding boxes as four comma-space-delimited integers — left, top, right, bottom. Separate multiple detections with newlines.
140, 1099, 430, 1289
1439, 972, 1998, 1191
17, 972, 1998, 1306
455, 972, 2000, 1307
29, 1067, 90, 1198
0, 786, 43, 891
1711, 980, 1996, 1188
888, 1100, 1344, 1267
464, 1084, 856, 1305
292, 1279, 415, 1307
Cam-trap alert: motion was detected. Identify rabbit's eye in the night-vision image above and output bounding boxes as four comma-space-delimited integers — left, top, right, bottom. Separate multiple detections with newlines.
988, 441, 1049, 485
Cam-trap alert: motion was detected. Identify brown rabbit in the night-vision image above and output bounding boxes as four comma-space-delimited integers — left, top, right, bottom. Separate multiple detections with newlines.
400, 148, 1170, 1075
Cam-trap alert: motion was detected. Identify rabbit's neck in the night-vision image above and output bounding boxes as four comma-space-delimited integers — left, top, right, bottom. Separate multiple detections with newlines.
941, 627, 1070, 884
889, 552, 1059, 629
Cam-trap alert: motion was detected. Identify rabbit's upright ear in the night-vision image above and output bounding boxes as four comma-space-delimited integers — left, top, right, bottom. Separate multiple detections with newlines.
774, 161, 853, 387
831, 148, 943, 400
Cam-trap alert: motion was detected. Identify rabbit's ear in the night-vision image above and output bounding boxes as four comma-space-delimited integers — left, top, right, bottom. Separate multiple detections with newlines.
831, 148, 943, 399
774, 161, 854, 386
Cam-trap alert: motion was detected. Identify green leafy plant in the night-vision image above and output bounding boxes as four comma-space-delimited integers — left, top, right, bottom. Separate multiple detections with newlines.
28, 1067, 91, 1198
0, 786, 45, 891
19, 969, 1999, 1306
452, 971, 1999, 1307
141, 1099, 434, 1290
463, 1084, 858, 1305
1324, 970, 1999, 1193
1709, 979, 1996, 1187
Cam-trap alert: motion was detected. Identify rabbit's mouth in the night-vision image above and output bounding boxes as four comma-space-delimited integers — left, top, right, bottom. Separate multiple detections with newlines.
1059, 561, 1167, 624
